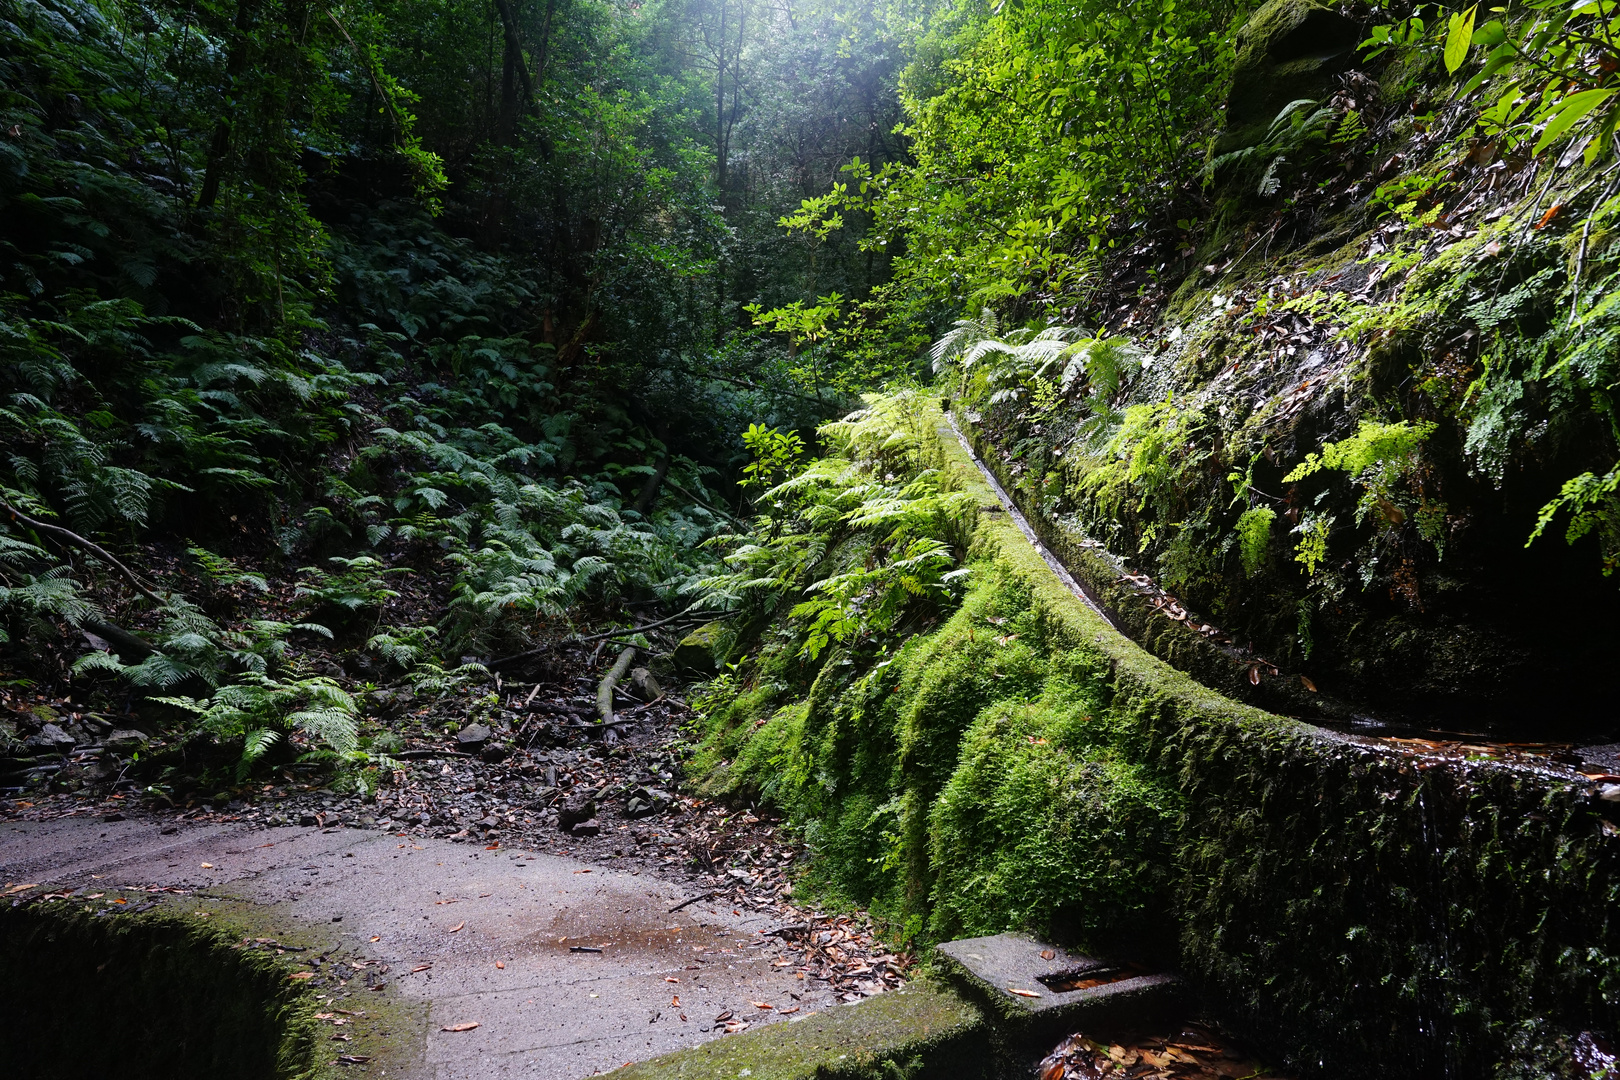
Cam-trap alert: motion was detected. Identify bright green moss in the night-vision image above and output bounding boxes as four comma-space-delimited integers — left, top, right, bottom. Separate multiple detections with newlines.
927, 685, 1180, 949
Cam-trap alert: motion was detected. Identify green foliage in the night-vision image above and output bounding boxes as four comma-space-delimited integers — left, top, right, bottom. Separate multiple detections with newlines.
697, 393, 975, 652
1285, 420, 1438, 539
1376, 0, 1620, 167
861, 0, 1251, 310
739, 424, 807, 492
296, 556, 408, 624
157, 674, 362, 780
1235, 507, 1275, 578
1207, 96, 1364, 198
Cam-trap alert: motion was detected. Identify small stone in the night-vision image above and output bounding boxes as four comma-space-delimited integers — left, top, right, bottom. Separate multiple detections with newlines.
571, 818, 601, 838
558, 793, 597, 833
299, 812, 319, 827
480, 743, 509, 763
457, 723, 492, 750
105, 729, 149, 753
630, 667, 663, 700
24, 723, 75, 753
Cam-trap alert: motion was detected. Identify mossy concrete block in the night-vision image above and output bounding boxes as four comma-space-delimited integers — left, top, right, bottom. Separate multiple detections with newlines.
935, 933, 1187, 1046
673, 621, 726, 675
612, 980, 988, 1080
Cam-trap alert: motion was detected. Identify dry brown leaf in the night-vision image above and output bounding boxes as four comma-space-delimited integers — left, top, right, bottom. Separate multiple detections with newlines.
1007, 987, 1041, 998
448, 922, 464, 933
441, 1022, 480, 1032
288, 971, 315, 981
751, 1001, 774, 1009
1040, 949, 1055, 960
495, 961, 505, 970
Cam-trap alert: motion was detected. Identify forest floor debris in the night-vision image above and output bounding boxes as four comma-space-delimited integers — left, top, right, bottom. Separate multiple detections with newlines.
1037, 1025, 1291, 1080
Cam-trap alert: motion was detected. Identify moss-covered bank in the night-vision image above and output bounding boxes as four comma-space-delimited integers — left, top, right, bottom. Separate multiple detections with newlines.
0, 899, 327, 1080
693, 393, 1620, 1078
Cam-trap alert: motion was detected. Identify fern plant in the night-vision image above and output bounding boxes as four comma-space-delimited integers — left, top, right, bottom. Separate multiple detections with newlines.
696, 392, 976, 659
157, 674, 362, 780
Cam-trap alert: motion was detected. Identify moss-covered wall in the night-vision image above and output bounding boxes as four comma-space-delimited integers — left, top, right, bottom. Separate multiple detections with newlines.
0, 901, 323, 1080
698, 394, 1620, 1079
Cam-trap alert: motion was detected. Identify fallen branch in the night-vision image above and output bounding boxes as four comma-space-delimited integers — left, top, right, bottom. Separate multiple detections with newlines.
84, 619, 157, 663
666, 480, 743, 527
575, 606, 707, 643
597, 646, 636, 725
0, 499, 166, 606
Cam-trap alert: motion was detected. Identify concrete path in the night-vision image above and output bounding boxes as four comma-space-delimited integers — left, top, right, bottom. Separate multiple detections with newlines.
0, 818, 831, 1078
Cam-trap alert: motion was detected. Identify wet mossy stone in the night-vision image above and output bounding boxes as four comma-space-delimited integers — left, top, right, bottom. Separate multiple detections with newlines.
673, 621, 725, 675
613, 979, 988, 1080
1216, 0, 1362, 156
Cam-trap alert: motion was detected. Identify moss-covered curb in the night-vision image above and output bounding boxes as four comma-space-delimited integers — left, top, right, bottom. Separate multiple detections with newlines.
925, 397, 1620, 1076
950, 408, 1337, 721
0, 896, 329, 1080
698, 391, 1620, 1078
612, 979, 988, 1080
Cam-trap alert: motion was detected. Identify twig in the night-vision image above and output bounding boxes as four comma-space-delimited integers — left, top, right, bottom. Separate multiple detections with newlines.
575, 607, 707, 643
486, 606, 707, 669
0, 499, 166, 605
668, 891, 719, 914
391, 750, 474, 760
666, 480, 744, 526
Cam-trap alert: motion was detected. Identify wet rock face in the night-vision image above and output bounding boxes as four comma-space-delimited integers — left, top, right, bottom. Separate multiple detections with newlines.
1217, 0, 1363, 155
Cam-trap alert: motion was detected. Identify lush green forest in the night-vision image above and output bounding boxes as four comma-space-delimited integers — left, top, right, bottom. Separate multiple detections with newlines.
9, 0, 1620, 815
10, 0, 1620, 1073
0, 0, 937, 776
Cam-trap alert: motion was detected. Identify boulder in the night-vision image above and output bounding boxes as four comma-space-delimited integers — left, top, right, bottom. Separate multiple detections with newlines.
630, 666, 663, 700
1215, 0, 1363, 156
105, 729, 149, 754
671, 621, 726, 675
557, 792, 598, 833
624, 786, 672, 819
23, 723, 75, 754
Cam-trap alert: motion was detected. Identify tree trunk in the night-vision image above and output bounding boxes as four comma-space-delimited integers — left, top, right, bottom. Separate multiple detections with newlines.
197, 0, 260, 209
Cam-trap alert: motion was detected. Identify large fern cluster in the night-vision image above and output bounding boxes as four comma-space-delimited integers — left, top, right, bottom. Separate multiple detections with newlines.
695, 392, 976, 660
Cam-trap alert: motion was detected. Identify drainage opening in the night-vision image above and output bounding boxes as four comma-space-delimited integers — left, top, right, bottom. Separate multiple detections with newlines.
0, 903, 316, 1080
1036, 961, 1148, 993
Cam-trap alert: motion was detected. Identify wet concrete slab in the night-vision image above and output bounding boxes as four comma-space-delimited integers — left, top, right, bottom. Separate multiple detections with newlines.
0, 818, 835, 1078
935, 932, 1186, 1039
